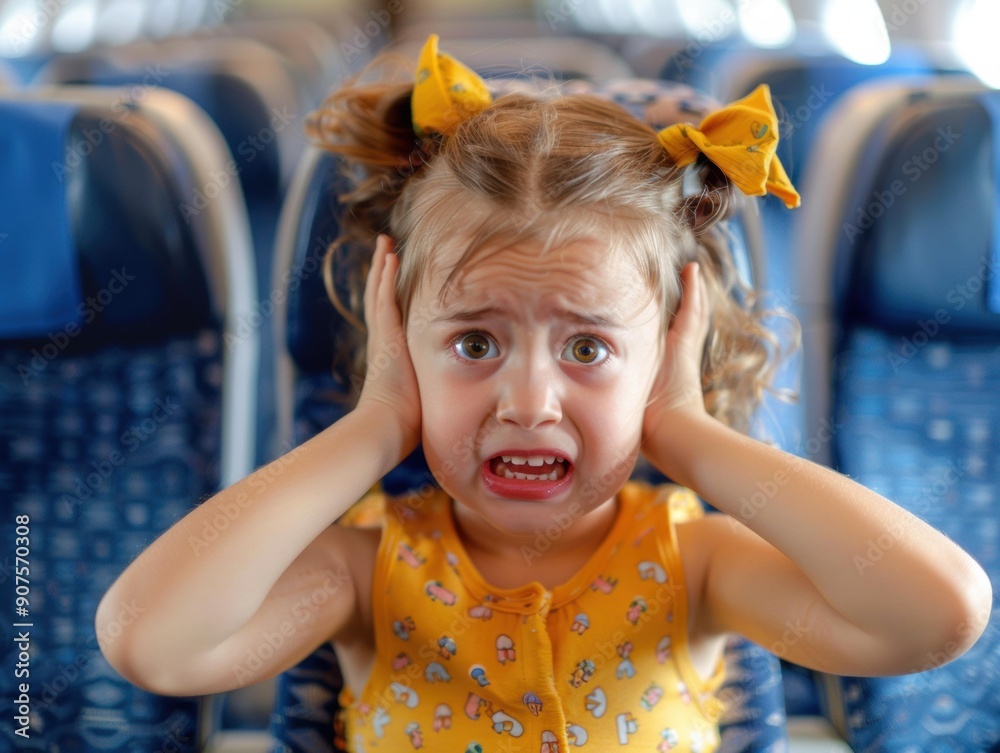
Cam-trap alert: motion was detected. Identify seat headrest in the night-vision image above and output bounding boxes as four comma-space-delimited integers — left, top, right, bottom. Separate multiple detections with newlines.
0, 59, 14, 89
0, 97, 213, 349
764, 54, 932, 186
0, 101, 81, 338
284, 79, 754, 376
840, 93, 1000, 335
37, 40, 306, 197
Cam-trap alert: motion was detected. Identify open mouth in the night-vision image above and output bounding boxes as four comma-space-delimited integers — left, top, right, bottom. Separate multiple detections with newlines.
482, 452, 574, 500
489, 455, 570, 481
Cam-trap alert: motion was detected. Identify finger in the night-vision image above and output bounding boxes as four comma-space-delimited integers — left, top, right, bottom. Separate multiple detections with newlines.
380, 250, 405, 334
363, 235, 391, 329
379, 237, 398, 306
672, 262, 709, 341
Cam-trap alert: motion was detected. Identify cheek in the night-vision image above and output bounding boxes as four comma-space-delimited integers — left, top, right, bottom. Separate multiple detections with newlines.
415, 376, 475, 463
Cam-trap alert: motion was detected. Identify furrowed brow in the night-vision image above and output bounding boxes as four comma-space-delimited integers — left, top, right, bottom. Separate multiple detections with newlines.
429, 305, 627, 328
560, 310, 627, 330
429, 306, 502, 325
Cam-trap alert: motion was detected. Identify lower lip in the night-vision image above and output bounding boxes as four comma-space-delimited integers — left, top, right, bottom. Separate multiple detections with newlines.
480, 460, 574, 500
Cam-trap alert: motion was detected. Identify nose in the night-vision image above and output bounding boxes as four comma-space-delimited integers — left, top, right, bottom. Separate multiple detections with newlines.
494, 358, 563, 430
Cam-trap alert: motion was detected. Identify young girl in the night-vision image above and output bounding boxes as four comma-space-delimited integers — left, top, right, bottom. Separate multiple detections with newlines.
96, 35, 991, 752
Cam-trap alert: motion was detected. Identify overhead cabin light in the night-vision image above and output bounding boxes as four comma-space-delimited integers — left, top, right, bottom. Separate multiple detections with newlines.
51, 0, 99, 53
0, 0, 53, 57
739, 0, 796, 49
175, 0, 207, 34
677, 0, 738, 46
953, 0, 1000, 88
96, 0, 147, 45
629, 0, 682, 38
822, 0, 891, 65
596, 0, 637, 33
146, 0, 180, 38
538, 0, 681, 37
571, 0, 607, 33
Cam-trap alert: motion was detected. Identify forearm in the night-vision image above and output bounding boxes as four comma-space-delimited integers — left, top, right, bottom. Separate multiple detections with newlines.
646, 411, 991, 647
96, 403, 405, 665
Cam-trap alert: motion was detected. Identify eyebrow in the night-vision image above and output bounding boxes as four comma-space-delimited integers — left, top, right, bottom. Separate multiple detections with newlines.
429, 305, 626, 329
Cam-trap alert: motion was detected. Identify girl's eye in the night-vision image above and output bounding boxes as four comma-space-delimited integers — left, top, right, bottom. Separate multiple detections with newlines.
454, 333, 499, 360
563, 337, 608, 365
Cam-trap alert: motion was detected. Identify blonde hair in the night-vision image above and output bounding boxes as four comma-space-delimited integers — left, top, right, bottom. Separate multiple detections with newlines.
306, 67, 795, 433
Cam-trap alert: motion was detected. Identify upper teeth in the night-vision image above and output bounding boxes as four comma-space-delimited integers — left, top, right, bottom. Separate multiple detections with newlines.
502, 455, 557, 466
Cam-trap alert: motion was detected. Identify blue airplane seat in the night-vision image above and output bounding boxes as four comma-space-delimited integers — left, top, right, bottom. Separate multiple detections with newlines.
269, 78, 791, 752
1, 53, 53, 86
660, 39, 936, 299
389, 34, 634, 80
797, 78, 1000, 750
36, 37, 319, 469
0, 58, 15, 89
205, 18, 350, 109
0, 87, 257, 752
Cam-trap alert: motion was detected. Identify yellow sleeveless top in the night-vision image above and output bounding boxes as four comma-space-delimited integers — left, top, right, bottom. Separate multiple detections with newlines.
338, 481, 725, 752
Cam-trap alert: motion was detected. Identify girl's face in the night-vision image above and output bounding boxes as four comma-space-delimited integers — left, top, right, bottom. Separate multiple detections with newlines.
406, 236, 664, 545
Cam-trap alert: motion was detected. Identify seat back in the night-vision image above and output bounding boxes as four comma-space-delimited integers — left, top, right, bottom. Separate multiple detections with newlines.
36, 37, 307, 210
660, 40, 935, 264
0, 85, 257, 753
0, 58, 14, 89
204, 18, 349, 107
269, 77, 791, 752
36, 37, 323, 466
796, 77, 1000, 750
390, 35, 634, 80
665, 41, 937, 458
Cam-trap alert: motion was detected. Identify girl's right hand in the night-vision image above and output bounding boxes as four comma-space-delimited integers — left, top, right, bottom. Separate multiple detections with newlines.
357, 234, 422, 458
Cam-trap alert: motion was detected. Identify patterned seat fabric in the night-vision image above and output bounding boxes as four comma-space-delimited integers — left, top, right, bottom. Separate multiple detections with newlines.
0, 93, 250, 752
37, 39, 312, 468
270, 78, 790, 753
825, 91, 1000, 750
0, 338, 222, 753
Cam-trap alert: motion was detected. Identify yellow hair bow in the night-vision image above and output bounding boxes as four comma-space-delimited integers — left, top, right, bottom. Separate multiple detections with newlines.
412, 34, 493, 138
657, 85, 801, 209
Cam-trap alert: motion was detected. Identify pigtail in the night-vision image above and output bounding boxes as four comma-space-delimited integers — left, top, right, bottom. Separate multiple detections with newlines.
305, 71, 436, 399
678, 160, 798, 435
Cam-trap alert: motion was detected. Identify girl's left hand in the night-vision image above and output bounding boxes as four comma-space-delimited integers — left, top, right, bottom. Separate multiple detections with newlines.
642, 262, 712, 442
